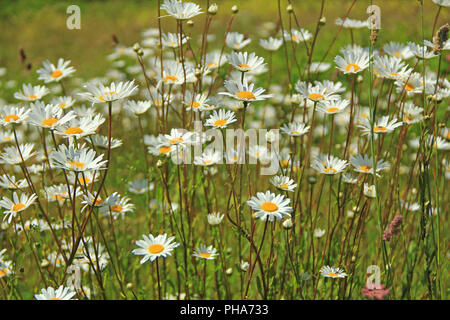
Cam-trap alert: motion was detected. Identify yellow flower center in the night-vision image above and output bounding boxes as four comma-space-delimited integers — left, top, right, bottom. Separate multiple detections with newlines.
78, 177, 90, 185
202, 160, 212, 165
345, 64, 361, 72
59, 103, 66, 108
160, 146, 172, 154
0, 269, 9, 277
148, 244, 164, 254
261, 201, 278, 212
394, 51, 399, 58
12, 203, 25, 211
308, 93, 324, 101
51, 70, 63, 78
200, 253, 211, 258
324, 168, 337, 174
373, 126, 387, 132
169, 137, 183, 144
208, 62, 218, 68
281, 160, 289, 168
111, 205, 122, 212
42, 118, 58, 126
4, 114, 19, 122
69, 161, 84, 169
29, 95, 37, 100
238, 64, 250, 69
49, 297, 61, 300
360, 165, 372, 172
291, 35, 297, 41
327, 107, 339, 113
405, 83, 414, 91
236, 91, 255, 100
164, 75, 178, 82
190, 102, 201, 108
213, 119, 227, 127
328, 272, 338, 277
65, 127, 83, 135
280, 183, 289, 189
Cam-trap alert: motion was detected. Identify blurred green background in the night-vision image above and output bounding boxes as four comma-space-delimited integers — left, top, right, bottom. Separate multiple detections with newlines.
0, 0, 447, 84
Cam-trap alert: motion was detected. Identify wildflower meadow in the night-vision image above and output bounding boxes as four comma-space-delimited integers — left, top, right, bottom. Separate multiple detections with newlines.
0, 0, 448, 304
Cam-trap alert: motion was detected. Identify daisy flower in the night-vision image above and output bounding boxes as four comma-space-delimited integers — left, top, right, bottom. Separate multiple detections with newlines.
0, 143, 36, 165
0, 106, 30, 125
55, 114, 105, 139
183, 92, 209, 111
194, 149, 222, 166
358, 116, 403, 136
270, 175, 297, 192
161, 32, 189, 49
36, 58, 76, 83
51, 96, 76, 110
68, 171, 98, 187
124, 100, 152, 115
128, 178, 151, 194
309, 62, 331, 73
350, 154, 390, 175
227, 51, 265, 73
28, 102, 76, 130
45, 184, 76, 203
335, 17, 368, 29
163, 128, 194, 147
0, 130, 16, 143
247, 190, 292, 222
14, 84, 49, 102
88, 134, 123, 150
407, 41, 438, 59
320, 266, 348, 278
50, 143, 107, 172
35, 285, 77, 300
0, 174, 28, 190
311, 155, 348, 175
383, 41, 414, 60
207, 212, 224, 226
205, 50, 226, 69
159, 61, 193, 85
432, 0, 450, 7
80, 191, 105, 209
373, 55, 411, 80
0, 192, 37, 223
259, 37, 283, 51
193, 245, 218, 260
280, 121, 310, 137
226, 32, 251, 50
335, 49, 370, 74
394, 72, 425, 96
0, 260, 13, 278
295, 81, 338, 102
161, 0, 203, 20
364, 183, 377, 198
78, 80, 138, 104
219, 79, 272, 102
283, 28, 313, 43
100, 192, 135, 218
403, 103, 424, 124
132, 233, 180, 263
314, 228, 326, 238
205, 109, 237, 129
317, 99, 350, 115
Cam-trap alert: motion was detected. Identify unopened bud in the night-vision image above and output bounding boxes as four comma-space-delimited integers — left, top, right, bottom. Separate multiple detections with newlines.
208, 3, 218, 15
286, 4, 293, 13
282, 218, 293, 229
231, 5, 238, 14
186, 20, 194, 27
319, 16, 326, 26
133, 43, 141, 52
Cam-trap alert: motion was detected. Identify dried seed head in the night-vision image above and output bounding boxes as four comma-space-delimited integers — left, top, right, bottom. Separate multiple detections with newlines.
433, 23, 449, 53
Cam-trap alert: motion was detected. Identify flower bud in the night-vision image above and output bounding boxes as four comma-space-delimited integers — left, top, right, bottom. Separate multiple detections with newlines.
208, 3, 218, 15
286, 4, 293, 13
231, 5, 238, 14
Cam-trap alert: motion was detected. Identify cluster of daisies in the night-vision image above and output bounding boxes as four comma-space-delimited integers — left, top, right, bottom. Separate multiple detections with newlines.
0, 0, 448, 299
